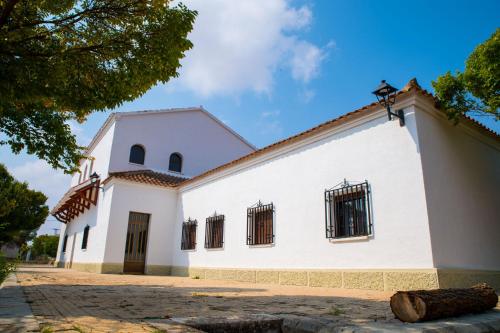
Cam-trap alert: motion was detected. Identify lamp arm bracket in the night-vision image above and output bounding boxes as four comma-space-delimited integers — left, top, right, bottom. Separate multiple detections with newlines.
386, 107, 405, 127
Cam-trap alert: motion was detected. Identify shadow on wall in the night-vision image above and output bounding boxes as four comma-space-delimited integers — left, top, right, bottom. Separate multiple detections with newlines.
174, 198, 191, 268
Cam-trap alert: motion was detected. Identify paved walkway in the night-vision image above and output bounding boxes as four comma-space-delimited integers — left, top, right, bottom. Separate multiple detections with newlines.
4, 265, 500, 332
0, 273, 38, 333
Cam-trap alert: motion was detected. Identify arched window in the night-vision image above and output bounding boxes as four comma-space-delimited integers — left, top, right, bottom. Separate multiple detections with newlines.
169, 153, 182, 173
129, 145, 145, 164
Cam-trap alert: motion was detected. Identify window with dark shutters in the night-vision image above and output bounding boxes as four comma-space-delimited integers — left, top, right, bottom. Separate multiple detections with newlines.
205, 214, 224, 249
81, 225, 90, 249
325, 181, 372, 239
181, 218, 197, 250
247, 202, 274, 245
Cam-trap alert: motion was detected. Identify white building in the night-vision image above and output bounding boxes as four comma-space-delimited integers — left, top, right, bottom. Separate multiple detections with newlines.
53, 79, 500, 291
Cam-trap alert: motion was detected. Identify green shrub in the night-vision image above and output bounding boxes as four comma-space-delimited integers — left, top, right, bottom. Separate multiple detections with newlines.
0, 253, 16, 284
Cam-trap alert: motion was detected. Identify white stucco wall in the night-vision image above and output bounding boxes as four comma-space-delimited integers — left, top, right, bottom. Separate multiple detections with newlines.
416, 103, 500, 270
70, 122, 116, 187
173, 106, 435, 270
108, 110, 255, 177
102, 180, 178, 267
55, 184, 114, 264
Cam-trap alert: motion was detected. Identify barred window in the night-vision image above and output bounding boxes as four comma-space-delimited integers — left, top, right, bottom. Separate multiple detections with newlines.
205, 214, 224, 249
181, 218, 197, 250
81, 225, 90, 249
325, 182, 371, 239
62, 234, 68, 252
247, 202, 274, 245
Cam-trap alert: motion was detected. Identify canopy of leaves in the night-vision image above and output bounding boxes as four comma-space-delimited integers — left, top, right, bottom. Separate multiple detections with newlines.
0, 0, 196, 172
432, 28, 499, 122
0, 163, 49, 246
31, 234, 59, 258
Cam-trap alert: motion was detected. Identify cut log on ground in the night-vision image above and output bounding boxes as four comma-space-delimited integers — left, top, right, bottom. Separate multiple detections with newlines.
390, 283, 498, 323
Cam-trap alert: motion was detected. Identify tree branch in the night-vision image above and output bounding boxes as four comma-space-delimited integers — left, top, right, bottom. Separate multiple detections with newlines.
0, 0, 20, 27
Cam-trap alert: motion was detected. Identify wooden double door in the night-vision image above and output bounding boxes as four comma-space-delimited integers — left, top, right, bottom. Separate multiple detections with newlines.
123, 212, 150, 274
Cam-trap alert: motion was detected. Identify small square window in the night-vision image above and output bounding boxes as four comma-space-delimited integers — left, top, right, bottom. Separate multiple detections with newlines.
325, 182, 372, 239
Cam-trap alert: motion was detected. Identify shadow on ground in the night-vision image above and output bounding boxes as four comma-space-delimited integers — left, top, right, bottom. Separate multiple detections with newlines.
12, 266, 394, 332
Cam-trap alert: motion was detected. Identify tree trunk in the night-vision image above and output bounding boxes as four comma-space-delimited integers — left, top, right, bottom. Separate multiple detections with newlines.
390, 283, 498, 323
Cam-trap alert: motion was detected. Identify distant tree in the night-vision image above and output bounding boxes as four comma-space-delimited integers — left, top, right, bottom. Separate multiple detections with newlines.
31, 235, 59, 258
432, 28, 499, 122
0, 164, 49, 246
0, 1, 196, 172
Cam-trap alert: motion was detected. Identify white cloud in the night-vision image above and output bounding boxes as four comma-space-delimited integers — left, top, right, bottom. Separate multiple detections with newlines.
68, 120, 92, 146
171, 0, 330, 97
261, 110, 281, 118
297, 88, 315, 103
9, 160, 71, 235
10, 160, 70, 209
258, 109, 283, 137
289, 40, 324, 83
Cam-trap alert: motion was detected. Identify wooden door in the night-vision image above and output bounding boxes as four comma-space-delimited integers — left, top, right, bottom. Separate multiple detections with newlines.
123, 212, 150, 274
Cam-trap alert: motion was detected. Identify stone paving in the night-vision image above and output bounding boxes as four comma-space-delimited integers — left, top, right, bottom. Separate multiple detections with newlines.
0, 273, 38, 333
4, 265, 500, 332
14, 265, 394, 332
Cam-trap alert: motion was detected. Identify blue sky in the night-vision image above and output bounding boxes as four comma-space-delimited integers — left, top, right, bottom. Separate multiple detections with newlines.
1, 0, 499, 235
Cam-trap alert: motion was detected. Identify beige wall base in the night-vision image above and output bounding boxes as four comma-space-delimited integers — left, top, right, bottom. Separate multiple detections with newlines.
170, 266, 500, 291
55, 262, 124, 274
170, 266, 440, 291
437, 269, 500, 290
145, 265, 171, 275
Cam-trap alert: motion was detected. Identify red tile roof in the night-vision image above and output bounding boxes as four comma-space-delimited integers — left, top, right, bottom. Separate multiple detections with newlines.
106, 170, 187, 188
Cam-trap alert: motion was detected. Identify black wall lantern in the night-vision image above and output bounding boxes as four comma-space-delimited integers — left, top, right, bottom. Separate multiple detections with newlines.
372, 80, 405, 126
89, 172, 100, 185
89, 172, 105, 191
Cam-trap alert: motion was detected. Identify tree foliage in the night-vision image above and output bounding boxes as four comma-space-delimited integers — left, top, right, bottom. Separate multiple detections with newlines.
0, 0, 196, 172
432, 28, 499, 122
0, 164, 49, 246
31, 234, 59, 258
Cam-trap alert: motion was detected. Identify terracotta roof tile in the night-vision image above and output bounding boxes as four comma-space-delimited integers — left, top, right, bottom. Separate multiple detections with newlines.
106, 170, 188, 187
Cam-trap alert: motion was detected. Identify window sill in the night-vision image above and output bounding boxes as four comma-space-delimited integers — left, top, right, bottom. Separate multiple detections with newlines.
249, 243, 275, 248
128, 162, 145, 166
330, 235, 369, 243
205, 247, 224, 251
181, 248, 197, 252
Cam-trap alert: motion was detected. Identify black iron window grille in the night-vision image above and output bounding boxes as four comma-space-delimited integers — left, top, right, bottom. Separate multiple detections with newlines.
81, 225, 89, 249
247, 202, 274, 245
181, 218, 197, 250
205, 214, 224, 249
325, 181, 372, 239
